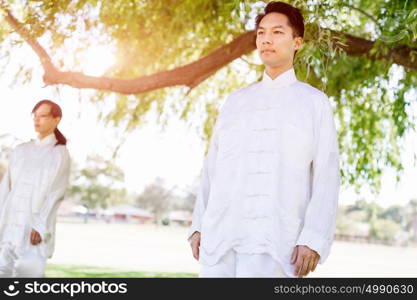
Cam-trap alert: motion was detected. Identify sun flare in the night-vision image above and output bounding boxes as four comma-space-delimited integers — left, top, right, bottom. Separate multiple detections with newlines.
81, 45, 116, 77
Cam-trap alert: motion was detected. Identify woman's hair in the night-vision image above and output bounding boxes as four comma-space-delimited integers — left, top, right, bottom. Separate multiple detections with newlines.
32, 99, 67, 146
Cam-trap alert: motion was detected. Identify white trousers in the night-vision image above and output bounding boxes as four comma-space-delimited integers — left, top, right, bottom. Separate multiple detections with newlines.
0, 245, 46, 278
200, 250, 288, 278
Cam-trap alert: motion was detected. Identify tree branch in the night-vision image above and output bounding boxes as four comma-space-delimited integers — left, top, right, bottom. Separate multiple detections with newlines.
329, 29, 417, 71
2, 7, 56, 73
2, 7, 416, 95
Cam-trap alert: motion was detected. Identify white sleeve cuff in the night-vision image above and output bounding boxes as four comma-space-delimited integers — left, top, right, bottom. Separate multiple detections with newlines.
296, 227, 333, 264
31, 213, 48, 242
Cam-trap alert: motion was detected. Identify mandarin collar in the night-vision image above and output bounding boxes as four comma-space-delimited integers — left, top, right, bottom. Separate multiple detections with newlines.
35, 133, 57, 146
261, 68, 297, 89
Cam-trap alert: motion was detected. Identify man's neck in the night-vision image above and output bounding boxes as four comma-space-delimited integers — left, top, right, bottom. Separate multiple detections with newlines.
265, 64, 293, 80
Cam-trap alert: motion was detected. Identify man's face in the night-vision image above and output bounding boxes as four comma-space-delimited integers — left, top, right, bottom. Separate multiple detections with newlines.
33, 104, 60, 135
256, 12, 302, 68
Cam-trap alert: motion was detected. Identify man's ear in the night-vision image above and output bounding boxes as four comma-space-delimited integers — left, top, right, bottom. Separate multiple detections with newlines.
294, 37, 303, 51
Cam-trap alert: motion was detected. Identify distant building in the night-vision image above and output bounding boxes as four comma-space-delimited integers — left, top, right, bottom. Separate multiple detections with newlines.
167, 210, 192, 226
103, 205, 153, 224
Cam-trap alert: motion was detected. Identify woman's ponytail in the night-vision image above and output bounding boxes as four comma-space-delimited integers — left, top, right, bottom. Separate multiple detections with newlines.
54, 127, 67, 146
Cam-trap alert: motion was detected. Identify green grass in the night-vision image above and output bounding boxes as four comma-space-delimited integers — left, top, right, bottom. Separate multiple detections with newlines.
45, 264, 198, 278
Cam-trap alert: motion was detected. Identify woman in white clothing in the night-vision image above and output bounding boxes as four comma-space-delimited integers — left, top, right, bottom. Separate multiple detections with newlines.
0, 99, 71, 277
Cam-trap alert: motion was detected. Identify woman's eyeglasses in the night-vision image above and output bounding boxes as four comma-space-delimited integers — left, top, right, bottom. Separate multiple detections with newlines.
32, 113, 53, 120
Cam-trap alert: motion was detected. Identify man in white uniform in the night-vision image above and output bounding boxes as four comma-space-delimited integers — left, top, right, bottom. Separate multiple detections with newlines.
0, 100, 70, 277
189, 1, 340, 278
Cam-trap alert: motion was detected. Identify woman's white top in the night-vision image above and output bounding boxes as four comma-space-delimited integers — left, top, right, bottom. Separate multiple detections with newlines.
0, 133, 70, 258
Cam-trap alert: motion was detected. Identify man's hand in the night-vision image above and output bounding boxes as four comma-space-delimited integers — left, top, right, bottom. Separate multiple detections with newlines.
30, 229, 42, 245
290, 245, 320, 277
189, 231, 201, 261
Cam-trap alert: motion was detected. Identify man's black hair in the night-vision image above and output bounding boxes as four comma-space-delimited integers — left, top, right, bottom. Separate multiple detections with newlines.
255, 1, 304, 38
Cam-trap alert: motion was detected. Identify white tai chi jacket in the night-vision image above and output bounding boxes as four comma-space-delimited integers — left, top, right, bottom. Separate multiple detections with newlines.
189, 68, 340, 277
0, 134, 71, 259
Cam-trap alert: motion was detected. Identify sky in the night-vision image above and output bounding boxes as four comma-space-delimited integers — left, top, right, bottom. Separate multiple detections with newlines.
1, 28, 417, 208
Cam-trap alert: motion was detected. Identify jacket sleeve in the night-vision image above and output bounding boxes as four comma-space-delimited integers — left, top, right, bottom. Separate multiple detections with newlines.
296, 95, 340, 264
31, 146, 71, 243
187, 122, 220, 241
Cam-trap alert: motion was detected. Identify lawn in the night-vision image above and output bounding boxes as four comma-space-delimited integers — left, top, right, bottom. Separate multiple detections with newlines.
47, 218, 417, 277
45, 264, 197, 278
